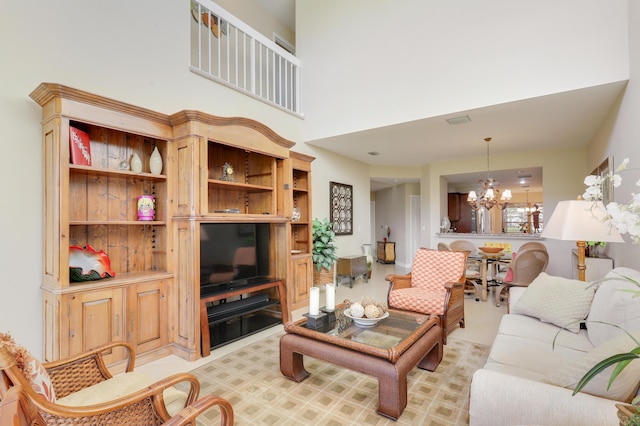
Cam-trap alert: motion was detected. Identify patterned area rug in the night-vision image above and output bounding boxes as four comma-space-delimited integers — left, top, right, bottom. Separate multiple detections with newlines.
185, 332, 490, 425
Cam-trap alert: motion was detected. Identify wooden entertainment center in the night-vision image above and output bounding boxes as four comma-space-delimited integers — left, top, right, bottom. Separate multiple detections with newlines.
31, 83, 312, 366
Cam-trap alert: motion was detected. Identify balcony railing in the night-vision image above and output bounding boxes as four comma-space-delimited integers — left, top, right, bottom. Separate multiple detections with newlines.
190, 0, 302, 116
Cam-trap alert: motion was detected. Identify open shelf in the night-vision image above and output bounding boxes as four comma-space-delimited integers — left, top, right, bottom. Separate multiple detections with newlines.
207, 311, 282, 350
206, 295, 279, 324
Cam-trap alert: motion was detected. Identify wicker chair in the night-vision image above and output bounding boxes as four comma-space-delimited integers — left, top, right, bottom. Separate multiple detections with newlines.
385, 248, 467, 344
0, 384, 37, 426
0, 341, 233, 425
493, 248, 549, 307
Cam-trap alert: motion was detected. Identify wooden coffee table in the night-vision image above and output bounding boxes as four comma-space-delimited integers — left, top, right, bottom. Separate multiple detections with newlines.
280, 308, 443, 420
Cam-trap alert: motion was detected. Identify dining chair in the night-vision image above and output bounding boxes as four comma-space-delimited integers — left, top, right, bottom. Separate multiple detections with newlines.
492, 248, 549, 307
446, 240, 482, 301
518, 241, 548, 252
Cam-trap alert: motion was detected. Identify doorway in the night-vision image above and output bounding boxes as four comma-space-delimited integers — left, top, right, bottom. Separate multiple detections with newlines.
410, 195, 421, 259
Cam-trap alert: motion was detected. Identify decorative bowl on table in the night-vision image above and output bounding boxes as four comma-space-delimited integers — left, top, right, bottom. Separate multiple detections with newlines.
343, 310, 389, 327
478, 246, 504, 254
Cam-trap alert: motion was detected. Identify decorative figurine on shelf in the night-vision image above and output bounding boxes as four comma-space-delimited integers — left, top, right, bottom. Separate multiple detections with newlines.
137, 195, 155, 221
292, 207, 301, 222
220, 162, 236, 181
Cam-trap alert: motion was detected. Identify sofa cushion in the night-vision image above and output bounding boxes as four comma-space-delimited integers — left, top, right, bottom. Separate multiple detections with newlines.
56, 371, 187, 417
498, 314, 594, 353
487, 333, 585, 377
511, 272, 595, 333
544, 330, 640, 403
588, 267, 640, 347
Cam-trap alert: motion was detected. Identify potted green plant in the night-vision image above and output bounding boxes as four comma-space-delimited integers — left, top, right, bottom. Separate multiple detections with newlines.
312, 218, 338, 284
586, 241, 607, 257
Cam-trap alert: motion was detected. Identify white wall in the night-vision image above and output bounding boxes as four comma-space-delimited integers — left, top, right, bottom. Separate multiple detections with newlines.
587, 1, 640, 269
0, 0, 303, 358
374, 183, 420, 267
293, 144, 372, 258
297, 0, 629, 142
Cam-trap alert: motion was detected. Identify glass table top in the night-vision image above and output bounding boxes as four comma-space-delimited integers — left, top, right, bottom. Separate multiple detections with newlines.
297, 307, 430, 351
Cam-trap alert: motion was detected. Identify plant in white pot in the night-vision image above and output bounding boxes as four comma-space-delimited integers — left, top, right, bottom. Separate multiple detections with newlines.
312, 218, 338, 285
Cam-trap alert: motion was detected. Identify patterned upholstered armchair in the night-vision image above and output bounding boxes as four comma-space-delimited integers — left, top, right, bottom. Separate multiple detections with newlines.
385, 249, 468, 344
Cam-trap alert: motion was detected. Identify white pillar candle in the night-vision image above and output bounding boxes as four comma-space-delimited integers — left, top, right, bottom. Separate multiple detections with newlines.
325, 284, 335, 310
309, 286, 320, 316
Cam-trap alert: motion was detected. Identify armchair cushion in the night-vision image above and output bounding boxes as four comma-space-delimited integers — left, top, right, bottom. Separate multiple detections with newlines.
28, 359, 56, 402
0, 332, 56, 402
388, 287, 447, 315
409, 249, 466, 293
511, 272, 595, 333
56, 371, 187, 417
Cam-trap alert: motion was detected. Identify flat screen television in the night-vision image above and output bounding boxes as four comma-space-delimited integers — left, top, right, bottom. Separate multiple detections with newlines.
200, 223, 270, 295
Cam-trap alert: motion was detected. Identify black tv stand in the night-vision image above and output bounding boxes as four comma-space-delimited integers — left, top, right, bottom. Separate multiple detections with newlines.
200, 279, 287, 356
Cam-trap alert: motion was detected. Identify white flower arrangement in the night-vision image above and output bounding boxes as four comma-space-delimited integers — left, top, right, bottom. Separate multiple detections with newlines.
583, 158, 640, 243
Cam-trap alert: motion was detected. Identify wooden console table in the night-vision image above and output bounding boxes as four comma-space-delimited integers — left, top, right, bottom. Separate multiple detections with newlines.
377, 241, 396, 264
337, 255, 368, 288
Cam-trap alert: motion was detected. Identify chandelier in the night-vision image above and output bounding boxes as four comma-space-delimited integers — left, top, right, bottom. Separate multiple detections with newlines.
467, 137, 512, 210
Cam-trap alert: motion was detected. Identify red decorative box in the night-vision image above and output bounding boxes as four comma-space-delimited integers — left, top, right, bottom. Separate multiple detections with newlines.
69, 126, 92, 166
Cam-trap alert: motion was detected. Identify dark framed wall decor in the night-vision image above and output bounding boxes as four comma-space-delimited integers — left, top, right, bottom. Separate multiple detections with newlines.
330, 181, 353, 235
591, 156, 614, 205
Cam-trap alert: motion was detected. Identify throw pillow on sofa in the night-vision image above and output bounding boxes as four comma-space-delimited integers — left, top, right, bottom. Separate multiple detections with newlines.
544, 330, 640, 402
511, 272, 595, 333
587, 267, 640, 347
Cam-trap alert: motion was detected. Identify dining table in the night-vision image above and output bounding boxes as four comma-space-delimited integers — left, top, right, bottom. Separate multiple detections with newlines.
469, 251, 511, 302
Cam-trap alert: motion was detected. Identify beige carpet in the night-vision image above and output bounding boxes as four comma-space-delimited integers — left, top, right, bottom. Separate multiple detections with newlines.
182, 332, 490, 425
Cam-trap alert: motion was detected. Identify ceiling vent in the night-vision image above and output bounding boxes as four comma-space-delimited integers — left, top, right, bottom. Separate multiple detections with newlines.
446, 116, 471, 125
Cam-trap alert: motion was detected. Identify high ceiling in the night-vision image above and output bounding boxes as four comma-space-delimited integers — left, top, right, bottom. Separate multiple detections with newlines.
309, 82, 626, 191
253, 1, 627, 192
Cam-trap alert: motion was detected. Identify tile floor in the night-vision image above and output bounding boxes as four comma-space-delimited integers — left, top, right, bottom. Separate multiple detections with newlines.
137, 261, 507, 381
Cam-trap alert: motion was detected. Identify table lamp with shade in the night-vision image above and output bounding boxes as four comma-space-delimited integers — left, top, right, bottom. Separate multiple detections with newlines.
540, 199, 624, 281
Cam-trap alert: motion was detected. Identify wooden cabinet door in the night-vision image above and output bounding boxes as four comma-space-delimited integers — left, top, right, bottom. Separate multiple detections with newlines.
65, 289, 125, 365
448, 193, 461, 221
457, 194, 474, 233
291, 256, 313, 309
385, 243, 396, 262
126, 280, 169, 355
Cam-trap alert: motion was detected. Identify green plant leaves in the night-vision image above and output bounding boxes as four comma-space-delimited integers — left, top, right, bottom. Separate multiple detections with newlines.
312, 218, 338, 272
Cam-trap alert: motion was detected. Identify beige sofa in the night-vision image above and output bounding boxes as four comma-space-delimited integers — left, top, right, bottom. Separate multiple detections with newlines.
469, 267, 640, 426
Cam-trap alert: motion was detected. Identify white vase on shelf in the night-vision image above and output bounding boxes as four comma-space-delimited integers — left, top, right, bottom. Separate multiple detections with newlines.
149, 146, 163, 175
130, 152, 143, 173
